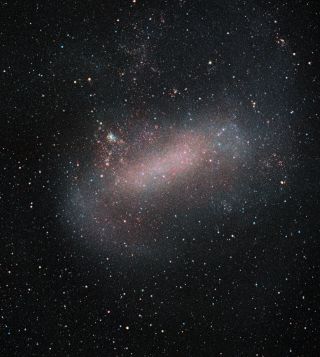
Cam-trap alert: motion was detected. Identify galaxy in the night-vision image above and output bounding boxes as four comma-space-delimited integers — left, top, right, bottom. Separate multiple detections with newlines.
2, 0, 320, 355
68, 119, 250, 252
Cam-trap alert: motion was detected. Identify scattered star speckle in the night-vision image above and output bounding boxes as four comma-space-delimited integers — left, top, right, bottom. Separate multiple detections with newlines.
2, 0, 320, 355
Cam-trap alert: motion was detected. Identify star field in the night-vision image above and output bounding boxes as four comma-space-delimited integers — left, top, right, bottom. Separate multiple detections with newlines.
2, 0, 320, 355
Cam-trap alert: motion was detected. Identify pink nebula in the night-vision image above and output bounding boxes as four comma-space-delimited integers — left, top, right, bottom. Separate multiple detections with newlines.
115, 132, 209, 191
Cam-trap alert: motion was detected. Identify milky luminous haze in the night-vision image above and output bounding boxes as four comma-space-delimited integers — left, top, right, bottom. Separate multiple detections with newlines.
67, 119, 250, 251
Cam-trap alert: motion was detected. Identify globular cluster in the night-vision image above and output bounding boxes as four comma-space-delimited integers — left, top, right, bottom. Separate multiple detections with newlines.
2, 0, 320, 356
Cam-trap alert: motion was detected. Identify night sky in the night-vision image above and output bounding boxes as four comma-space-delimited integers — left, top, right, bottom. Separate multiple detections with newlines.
2, 0, 320, 355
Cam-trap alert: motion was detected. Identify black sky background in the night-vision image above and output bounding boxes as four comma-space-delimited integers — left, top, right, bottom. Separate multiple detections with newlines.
2, 0, 320, 356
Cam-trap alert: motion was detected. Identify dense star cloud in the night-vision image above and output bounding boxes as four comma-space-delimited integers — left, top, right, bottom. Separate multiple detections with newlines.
67, 119, 250, 251
2, 0, 320, 356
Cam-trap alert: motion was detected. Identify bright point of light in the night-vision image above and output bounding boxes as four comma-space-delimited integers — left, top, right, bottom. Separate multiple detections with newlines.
107, 132, 117, 142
